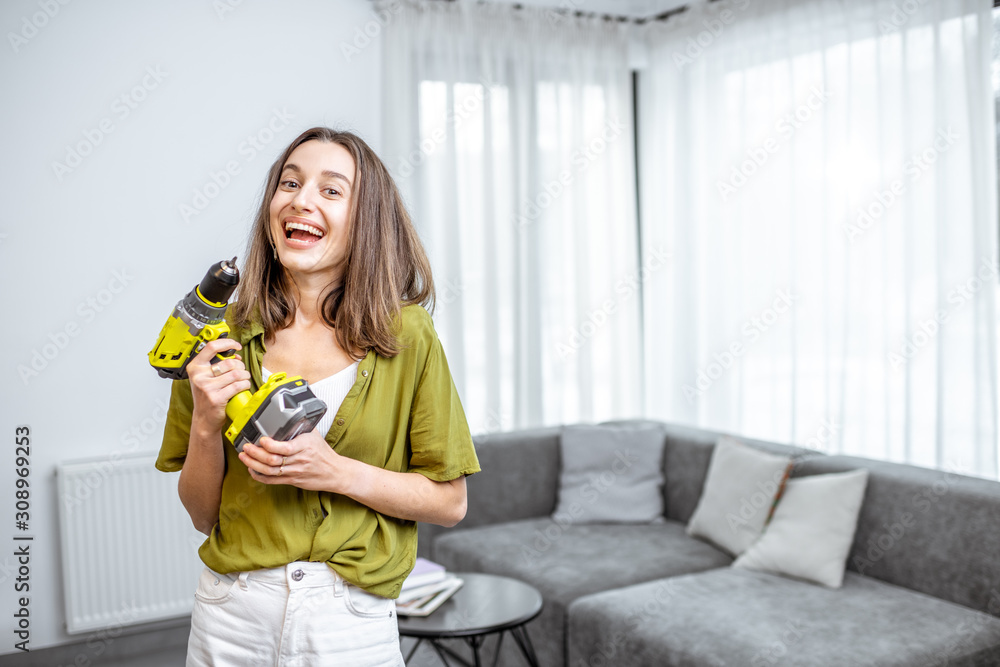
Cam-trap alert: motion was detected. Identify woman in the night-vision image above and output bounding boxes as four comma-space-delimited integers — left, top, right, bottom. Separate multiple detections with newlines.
156, 127, 480, 666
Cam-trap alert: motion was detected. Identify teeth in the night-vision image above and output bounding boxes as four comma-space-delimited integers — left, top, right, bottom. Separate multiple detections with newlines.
284, 221, 325, 238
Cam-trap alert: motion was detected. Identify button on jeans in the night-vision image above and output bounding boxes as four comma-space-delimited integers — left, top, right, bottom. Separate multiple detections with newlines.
186, 561, 404, 666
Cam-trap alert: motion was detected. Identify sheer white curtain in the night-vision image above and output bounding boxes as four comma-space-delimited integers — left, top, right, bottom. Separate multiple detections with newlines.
639, 0, 999, 476
381, 1, 641, 435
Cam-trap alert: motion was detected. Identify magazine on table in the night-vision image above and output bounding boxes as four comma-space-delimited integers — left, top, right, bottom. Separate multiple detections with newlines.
402, 557, 447, 591
397, 558, 464, 616
397, 575, 464, 616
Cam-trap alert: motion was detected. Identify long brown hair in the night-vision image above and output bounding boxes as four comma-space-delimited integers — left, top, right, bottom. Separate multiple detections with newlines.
231, 127, 435, 358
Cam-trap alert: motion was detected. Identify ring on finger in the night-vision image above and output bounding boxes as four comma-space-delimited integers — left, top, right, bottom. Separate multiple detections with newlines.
211, 364, 222, 377
278, 465, 283, 476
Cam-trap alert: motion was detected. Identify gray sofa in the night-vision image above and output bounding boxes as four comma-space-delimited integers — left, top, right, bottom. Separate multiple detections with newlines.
417, 420, 1000, 666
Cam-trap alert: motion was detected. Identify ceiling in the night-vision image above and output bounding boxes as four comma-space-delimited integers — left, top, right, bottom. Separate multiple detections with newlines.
468, 0, 690, 20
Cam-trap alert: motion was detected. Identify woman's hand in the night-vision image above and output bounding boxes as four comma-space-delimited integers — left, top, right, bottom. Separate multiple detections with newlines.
188, 338, 252, 433
239, 431, 345, 492
179, 338, 250, 536
238, 432, 468, 527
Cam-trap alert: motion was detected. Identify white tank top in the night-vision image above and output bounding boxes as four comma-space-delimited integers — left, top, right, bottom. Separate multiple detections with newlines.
262, 361, 360, 437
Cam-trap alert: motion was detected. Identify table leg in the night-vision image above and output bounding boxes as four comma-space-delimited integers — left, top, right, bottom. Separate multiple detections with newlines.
491, 630, 505, 667
509, 625, 540, 667
404, 638, 424, 664
403, 625, 538, 667
430, 639, 457, 666
465, 635, 483, 667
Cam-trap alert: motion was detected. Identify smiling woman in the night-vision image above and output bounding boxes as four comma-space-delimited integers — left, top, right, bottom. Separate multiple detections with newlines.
270, 141, 352, 264
155, 127, 480, 666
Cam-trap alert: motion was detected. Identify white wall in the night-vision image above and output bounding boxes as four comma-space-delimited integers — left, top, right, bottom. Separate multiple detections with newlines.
0, 0, 384, 653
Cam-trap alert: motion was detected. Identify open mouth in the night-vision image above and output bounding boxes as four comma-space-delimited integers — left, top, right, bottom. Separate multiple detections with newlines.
284, 220, 325, 244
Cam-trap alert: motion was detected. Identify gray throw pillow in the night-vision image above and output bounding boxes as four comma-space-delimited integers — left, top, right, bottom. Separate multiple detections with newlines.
553, 423, 665, 524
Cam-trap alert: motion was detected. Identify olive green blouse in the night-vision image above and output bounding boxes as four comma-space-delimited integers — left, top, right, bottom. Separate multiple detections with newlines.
155, 304, 480, 599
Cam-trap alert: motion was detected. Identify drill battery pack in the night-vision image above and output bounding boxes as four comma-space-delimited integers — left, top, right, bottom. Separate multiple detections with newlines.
226, 373, 328, 452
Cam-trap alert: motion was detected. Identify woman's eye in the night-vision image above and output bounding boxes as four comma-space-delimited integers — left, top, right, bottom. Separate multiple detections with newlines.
280, 180, 299, 189
325, 188, 340, 196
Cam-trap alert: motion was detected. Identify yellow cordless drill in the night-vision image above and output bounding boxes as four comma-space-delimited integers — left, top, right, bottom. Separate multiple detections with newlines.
148, 258, 327, 452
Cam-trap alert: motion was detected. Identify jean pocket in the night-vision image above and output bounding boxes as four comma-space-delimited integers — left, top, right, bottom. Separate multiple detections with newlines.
343, 584, 395, 619
193, 567, 237, 605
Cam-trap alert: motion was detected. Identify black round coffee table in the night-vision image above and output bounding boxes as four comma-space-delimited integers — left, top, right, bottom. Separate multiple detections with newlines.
397, 572, 543, 666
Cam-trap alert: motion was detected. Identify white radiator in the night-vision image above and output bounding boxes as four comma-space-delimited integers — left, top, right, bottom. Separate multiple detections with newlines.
56, 453, 204, 634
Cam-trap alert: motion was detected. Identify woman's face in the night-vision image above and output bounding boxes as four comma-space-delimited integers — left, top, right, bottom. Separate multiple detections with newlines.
269, 140, 356, 283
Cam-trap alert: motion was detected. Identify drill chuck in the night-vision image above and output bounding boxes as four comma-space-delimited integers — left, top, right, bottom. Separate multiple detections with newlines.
198, 257, 239, 306
149, 258, 241, 380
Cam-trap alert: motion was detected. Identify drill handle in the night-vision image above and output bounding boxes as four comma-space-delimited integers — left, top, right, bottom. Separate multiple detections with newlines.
193, 322, 236, 367
209, 333, 237, 364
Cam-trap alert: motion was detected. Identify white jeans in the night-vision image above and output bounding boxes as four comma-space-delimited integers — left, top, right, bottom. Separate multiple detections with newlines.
186, 561, 404, 667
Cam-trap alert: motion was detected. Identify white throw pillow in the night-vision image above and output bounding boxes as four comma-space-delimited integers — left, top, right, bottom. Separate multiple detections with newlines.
732, 468, 869, 588
686, 437, 793, 556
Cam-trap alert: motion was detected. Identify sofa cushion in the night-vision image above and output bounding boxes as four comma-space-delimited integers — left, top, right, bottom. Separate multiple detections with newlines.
554, 423, 665, 524
567, 568, 1000, 667
733, 469, 869, 588
686, 436, 793, 555
466, 425, 563, 527
433, 517, 731, 667
795, 455, 1000, 617
660, 422, 819, 525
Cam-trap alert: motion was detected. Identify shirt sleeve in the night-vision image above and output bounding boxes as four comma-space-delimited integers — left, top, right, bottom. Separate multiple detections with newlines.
155, 378, 194, 472
406, 316, 481, 482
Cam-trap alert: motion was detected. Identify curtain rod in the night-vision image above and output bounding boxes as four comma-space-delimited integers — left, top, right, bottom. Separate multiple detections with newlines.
409, 0, 694, 24
386, 0, 998, 22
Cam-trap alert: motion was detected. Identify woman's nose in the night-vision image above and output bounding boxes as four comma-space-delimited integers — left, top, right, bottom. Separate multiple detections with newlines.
291, 188, 314, 211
